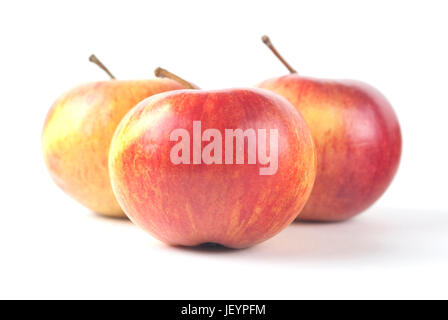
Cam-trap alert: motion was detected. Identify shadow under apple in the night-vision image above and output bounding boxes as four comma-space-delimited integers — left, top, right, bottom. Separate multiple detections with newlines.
170, 207, 448, 264
247, 207, 448, 263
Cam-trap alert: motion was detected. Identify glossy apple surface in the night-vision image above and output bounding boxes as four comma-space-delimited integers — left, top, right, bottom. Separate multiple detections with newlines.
42, 79, 185, 217
257, 75, 401, 221
109, 88, 316, 248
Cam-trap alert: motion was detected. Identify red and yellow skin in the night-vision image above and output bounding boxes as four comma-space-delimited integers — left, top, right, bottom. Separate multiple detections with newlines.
42, 79, 185, 217
109, 88, 316, 248
257, 75, 402, 221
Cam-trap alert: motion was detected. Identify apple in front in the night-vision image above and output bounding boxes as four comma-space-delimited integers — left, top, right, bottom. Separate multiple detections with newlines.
257, 36, 402, 221
109, 88, 316, 248
42, 79, 185, 217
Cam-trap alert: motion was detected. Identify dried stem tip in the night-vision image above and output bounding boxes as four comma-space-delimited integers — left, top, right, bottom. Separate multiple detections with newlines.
261, 35, 297, 74
154, 67, 197, 89
89, 54, 116, 79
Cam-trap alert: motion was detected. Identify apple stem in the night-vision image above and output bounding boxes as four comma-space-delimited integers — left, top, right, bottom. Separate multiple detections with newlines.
261, 35, 297, 74
89, 54, 116, 79
154, 67, 197, 89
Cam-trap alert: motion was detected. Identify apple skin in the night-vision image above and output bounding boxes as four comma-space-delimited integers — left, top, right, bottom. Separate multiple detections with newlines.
109, 88, 316, 248
257, 75, 402, 221
42, 79, 185, 217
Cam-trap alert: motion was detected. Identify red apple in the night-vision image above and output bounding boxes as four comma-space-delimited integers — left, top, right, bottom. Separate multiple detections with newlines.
256, 36, 402, 222
109, 70, 316, 248
42, 56, 186, 217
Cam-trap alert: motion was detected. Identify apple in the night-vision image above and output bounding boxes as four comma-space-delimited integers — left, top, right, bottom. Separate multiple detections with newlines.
42, 56, 186, 217
256, 36, 402, 221
109, 69, 316, 248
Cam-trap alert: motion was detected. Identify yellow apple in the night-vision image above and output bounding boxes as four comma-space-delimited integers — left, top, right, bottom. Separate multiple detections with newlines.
42, 56, 185, 217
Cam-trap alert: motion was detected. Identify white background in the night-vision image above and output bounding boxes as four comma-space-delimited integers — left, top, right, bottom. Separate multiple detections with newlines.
0, 0, 447, 299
